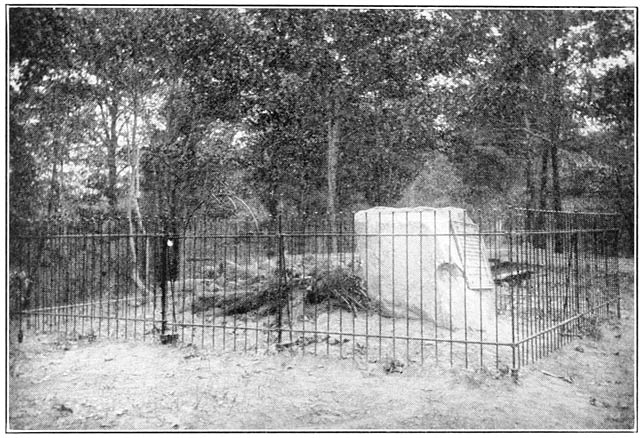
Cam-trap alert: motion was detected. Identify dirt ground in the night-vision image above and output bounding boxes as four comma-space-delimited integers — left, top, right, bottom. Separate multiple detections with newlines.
7, 261, 635, 431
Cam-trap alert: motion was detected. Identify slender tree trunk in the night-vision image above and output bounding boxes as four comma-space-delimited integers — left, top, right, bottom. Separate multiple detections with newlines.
538, 144, 549, 211
549, 62, 565, 251
127, 94, 149, 294
549, 77, 563, 216
36, 158, 60, 269
524, 116, 537, 233
534, 143, 550, 248
525, 159, 535, 219
46, 160, 60, 218
107, 102, 119, 216
549, 15, 565, 217
374, 114, 385, 204
26, 154, 61, 301
327, 99, 340, 253
266, 190, 279, 219
132, 141, 150, 283
550, 139, 564, 252
614, 171, 633, 255
550, 141, 562, 213
127, 106, 137, 267
131, 94, 147, 266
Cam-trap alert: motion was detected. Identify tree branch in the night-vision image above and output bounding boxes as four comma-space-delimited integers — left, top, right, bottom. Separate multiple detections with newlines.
497, 120, 552, 143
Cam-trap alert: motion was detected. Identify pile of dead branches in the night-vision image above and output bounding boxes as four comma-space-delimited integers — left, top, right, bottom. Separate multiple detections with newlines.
305, 267, 370, 315
191, 267, 370, 318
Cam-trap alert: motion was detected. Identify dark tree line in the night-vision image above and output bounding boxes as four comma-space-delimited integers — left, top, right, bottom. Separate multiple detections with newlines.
9, 8, 634, 254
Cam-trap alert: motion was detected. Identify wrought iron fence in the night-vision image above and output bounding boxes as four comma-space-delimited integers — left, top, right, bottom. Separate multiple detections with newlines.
9, 208, 620, 373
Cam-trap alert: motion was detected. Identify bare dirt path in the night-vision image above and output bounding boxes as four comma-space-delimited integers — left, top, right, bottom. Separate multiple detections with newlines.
8, 264, 635, 431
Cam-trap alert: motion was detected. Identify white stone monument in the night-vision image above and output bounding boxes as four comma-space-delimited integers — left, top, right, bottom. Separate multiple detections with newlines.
354, 206, 496, 332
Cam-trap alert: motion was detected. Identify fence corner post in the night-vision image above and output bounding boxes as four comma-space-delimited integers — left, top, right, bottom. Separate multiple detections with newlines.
159, 234, 168, 339
507, 206, 518, 372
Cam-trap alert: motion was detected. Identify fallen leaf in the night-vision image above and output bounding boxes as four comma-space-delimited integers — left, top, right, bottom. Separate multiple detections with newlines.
54, 404, 73, 414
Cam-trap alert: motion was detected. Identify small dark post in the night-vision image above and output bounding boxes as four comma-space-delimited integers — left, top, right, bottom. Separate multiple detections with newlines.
508, 207, 518, 374
160, 235, 168, 338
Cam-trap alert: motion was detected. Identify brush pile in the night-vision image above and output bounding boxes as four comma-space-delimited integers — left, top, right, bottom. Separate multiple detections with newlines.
305, 267, 370, 314
191, 267, 370, 319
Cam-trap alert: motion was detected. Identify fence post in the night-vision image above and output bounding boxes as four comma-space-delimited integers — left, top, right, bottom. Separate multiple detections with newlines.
508, 207, 518, 378
159, 234, 168, 338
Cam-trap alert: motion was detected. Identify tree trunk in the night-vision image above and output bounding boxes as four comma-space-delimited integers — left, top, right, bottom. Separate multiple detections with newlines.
549, 69, 563, 215
107, 102, 119, 216
614, 170, 633, 255
548, 42, 565, 250
36, 157, 60, 267
534, 143, 550, 248
549, 66, 564, 250
550, 142, 562, 213
127, 94, 149, 295
538, 144, 549, 212
525, 158, 535, 223
327, 99, 340, 253
550, 140, 564, 251
133, 162, 150, 283
46, 159, 60, 218
524, 116, 537, 232
374, 115, 385, 204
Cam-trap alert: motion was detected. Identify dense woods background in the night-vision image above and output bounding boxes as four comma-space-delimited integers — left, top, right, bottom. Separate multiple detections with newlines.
9, 8, 634, 253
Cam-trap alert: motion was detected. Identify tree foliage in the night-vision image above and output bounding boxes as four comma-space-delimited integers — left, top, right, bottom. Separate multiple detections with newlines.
8, 7, 635, 252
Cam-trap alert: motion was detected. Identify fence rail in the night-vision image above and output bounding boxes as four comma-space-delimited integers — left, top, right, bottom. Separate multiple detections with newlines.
9, 208, 620, 372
